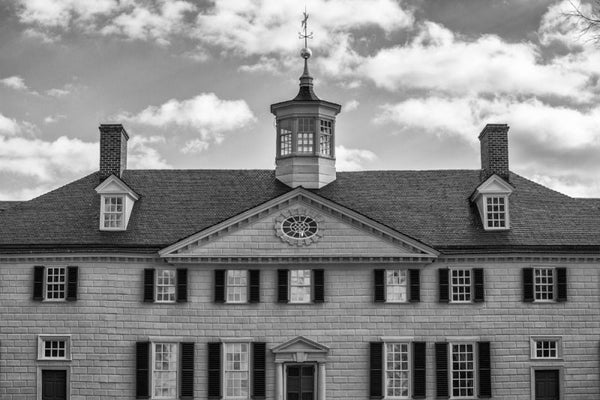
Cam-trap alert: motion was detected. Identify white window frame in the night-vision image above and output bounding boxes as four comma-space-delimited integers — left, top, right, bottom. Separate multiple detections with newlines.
530, 336, 562, 360
534, 267, 555, 302
100, 194, 126, 230
226, 270, 248, 304
289, 269, 312, 304
385, 269, 408, 303
450, 268, 472, 303
297, 118, 315, 153
155, 269, 176, 303
279, 121, 293, 156
483, 194, 509, 230
151, 341, 179, 399
45, 266, 67, 302
383, 341, 411, 399
222, 340, 251, 400
38, 335, 71, 361
319, 119, 332, 156
449, 341, 477, 399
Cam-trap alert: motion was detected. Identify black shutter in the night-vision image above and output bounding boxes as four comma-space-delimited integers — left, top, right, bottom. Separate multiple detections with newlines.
313, 269, 325, 303
556, 268, 567, 302
435, 342, 449, 398
177, 269, 188, 303
33, 266, 44, 301
523, 268, 534, 302
409, 269, 421, 303
214, 270, 226, 303
473, 268, 484, 303
277, 269, 289, 303
478, 341, 492, 398
207, 342, 221, 399
439, 269, 449, 303
136, 342, 150, 399
369, 342, 383, 399
143, 269, 155, 303
413, 342, 426, 398
180, 342, 194, 399
249, 270, 260, 303
374, 269, 385, 302
252, 342, 266, 399
66, 266, 78, 301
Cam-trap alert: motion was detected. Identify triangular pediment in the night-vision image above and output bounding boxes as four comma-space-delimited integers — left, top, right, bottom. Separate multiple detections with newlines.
471, 174, 514, 200
159, 188, 438, 261
272, 336, 329, 354
95, 174, 139, 199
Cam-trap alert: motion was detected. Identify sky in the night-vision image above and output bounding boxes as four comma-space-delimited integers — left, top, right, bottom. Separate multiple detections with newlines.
1, 0, 600, 200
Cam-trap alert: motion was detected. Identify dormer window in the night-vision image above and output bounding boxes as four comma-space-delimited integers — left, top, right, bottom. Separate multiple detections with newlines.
102, 195, 125, 229
485, 195, 508, 229
95, 175, 139, 231
471, 174, 513, 231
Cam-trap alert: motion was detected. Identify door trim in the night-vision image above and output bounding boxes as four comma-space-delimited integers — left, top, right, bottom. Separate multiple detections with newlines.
530, 365, 563, 400
37, 365, 70, 400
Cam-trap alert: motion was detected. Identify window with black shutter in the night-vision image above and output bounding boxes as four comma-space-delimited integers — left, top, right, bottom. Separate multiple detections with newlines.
409, 269, 420, 303
473, 268, 485, 302
252, 342, 266, 399
369, 342, 383, 399
277, 269, 289, 303
176, 269, 188, 303
438, 269, 449, 303
556, 268, 567, 302
180, 342, 194, 399
143, 269, 155, 303
249, 270, 261, 303
435, 342, 449, 398
523, 268, 534, 302
413, 342, 426, 399
214, 269, 226, 303
313, 269, 324, 303
478, 341, 492, 398
207, 342, 221, 399
33, 266, 77, 301
136, 342, 150, 399
33, 265, 45, 301
374, 269, 385, 302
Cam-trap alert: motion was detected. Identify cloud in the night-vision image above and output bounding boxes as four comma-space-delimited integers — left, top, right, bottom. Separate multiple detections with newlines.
538, 0, 595, 49
335, 145, 376, 171
16, 0, 120, 28
128, 135, 170, 168
181, 139, 209, 154
343, 100, 360, 112
46, 88, 70, 98
120, 92, 256, 150
1, 76, 28, 91
0, 114, 21, 135
359, 21, 594, 102
44, 114, 67, 124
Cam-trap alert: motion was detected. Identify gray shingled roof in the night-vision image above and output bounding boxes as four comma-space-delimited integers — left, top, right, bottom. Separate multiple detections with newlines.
0, 169, 598, 254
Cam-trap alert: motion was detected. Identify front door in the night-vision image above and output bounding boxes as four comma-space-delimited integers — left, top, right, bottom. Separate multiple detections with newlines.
287, 364, 315, 400
535, 370, 559, 400
42, 370, 67, 400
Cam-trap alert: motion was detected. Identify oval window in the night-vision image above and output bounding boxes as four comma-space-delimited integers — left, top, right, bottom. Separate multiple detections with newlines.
281, 215, 319, 239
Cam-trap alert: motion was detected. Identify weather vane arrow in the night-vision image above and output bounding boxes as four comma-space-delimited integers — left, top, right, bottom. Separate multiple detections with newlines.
299, 9, 313, 49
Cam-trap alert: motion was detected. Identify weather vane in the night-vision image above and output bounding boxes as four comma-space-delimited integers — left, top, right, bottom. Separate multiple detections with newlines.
299, 8, 313, 51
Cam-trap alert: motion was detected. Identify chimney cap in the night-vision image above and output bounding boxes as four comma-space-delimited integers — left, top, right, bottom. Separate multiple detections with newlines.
478, 123, 509, 140
99, 124, 129, 140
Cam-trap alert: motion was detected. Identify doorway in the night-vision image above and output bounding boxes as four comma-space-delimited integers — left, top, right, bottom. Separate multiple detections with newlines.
41, 370, 67, 400
286, 364, 315, 400
535, 369, 560, 400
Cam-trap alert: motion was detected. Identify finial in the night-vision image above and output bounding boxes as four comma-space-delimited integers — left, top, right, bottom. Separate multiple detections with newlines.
299, 8, 313, 59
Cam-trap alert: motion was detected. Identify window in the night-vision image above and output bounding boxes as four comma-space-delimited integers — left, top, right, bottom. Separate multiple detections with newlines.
385, 343, 410, 398
531, 337, 562, 360
319, 120, 332, 156
523, 267, 567, 303
38, 335, 71, 361
535, 268, 554, 301
297, 118, 315, 153
33, 266, 78, 302
224, 343, 249, 398
153, 343, 178, 398
280, 120, 292, 156
281, 215, 319, 240
143, 268, 187, 303
156, 270, 176, 303
101, 195, 124, 229
46, 266, 66, 300
484, 195, 507, 229
290, 269, 311, 303
451, 269, 471, 303
386, 270, 408, 303
226, 270, 248, 303
451, 343, 475, 398
136, 341, 194, 399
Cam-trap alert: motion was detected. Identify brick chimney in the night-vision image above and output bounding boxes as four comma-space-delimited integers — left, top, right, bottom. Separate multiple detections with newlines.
479, 123, 509, 182
99, 124, 129, 181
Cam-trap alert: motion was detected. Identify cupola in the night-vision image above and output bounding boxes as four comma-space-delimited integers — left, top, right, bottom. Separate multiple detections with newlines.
270, 13, 341, 189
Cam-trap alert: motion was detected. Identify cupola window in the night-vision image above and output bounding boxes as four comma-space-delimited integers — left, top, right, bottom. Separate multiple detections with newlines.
320, 120, 332, 156
297, 118, 315, 153
279, 120, 292, 156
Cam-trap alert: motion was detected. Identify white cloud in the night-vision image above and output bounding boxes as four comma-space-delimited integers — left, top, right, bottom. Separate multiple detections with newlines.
128, 135, 170, 168
0, 114, 21, 135
359, 21, 593, 102
17, 0, 120, 28
44, 114, 67, 124
343, 100, 360, 112
181, 139, 209, 154
120, 93, 256, 149
0, 76, 28, 91
538, 0, 595, 49
335, 145, 377, 171
46, 88, 70, 98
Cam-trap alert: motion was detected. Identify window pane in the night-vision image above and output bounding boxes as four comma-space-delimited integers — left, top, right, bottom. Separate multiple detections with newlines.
225, 343, 249, 398
535, 340, 558, 358
46, 267, 66, 300
153, 343, 177, 398
290, 270, 311, 303
297, 118, 315, 153
485, 196, 506, 228
451, 269, 471, 302
534, 268, 554, 301
385, 343, 409, 398
280, 120, 293, 156
451, 344, 474, 397
227, 270, 248, 303
386, 270, 407, 302
156, 270, 176, 302
319, 120, 332, 156
103, 196, 125, 228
